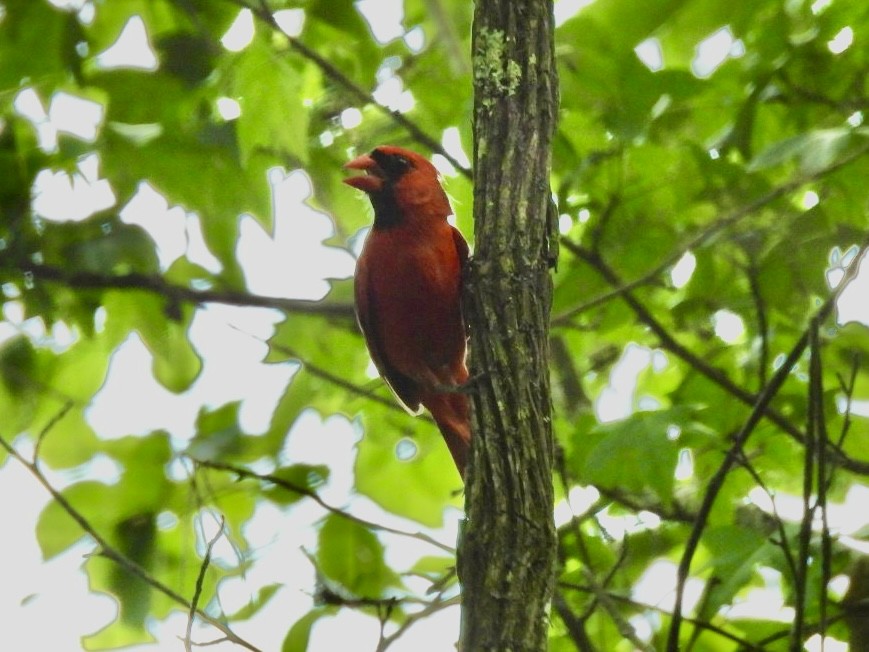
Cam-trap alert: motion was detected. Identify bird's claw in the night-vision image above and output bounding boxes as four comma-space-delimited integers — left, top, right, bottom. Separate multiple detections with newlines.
433, 372, 486, 395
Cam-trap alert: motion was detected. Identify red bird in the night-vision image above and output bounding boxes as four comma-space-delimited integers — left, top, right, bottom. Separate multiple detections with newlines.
344, 146, 471, 477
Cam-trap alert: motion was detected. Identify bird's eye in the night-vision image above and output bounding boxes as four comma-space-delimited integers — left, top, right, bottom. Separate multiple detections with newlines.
371, 150, 414, 178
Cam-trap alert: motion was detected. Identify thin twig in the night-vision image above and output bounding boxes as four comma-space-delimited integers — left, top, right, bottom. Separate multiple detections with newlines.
746, 260, 770, 389
185, 517, 227, 652
813, 324, 833, 645
233, 0, 473, 179
0, 436, 262, 652
552, 590, 596, 652
563, 240, 869, 477
32, 400, 74, 463
375, 595, 461, 652
558, 581, 766, 650
193, 458, 454, 554
16, 262, 355, 319
665, 235, 869, 651
552, 138, 869, 327
732, 453, 798, 584
792, 320, 818, 650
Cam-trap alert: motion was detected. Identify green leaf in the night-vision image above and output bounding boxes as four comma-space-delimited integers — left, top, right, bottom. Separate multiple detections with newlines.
748, 128, 859, 174
698, 525, 770, 618
0, 0, 75, 91
233, 38, 309, 166
282, 608, 336, 652
36, 481, 109, 559
355, 410, 462, 527
317, 513, 399, 597
582, 412, 680, 503
186, 402, 244, 461
264, 464, 330, 506
227, 583, 282, 621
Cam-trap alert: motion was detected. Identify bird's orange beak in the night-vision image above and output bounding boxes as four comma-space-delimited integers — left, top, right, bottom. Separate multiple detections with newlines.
343, 154, 385, 193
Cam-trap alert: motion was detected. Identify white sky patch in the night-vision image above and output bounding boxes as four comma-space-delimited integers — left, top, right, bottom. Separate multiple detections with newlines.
554, 0, 597, 27
120, 182, 187, 269
95, 16, 158, 70
595, 343, 652, 422
216, 96, 242, 120
87, 304, 294, 439
442, 126, 472, 170
13, 88, 56, 152
0, 463, 117, 651
237, 169, 355, 300
633, 559, 704, 613
373, 75, 406, 111
847, 110, 864, 127
724, 568, 794, 622
32, 155, 116, 222
675, 448, 693, 480
670, 251, 696, 288
800, 189, 820, 210
47, 0, 87, 10
712, 309, 745, 344
748, 484, 869, 538
635, 37, 664, 72
371, 65, 415, 113
185, 214, 223, 273
222, 8, 255, 52
805, 635, 848, 652
554, 485, 601, 527
837, 249, 869, 325
692, 26, 744, 78
356, 0, 404, 43
828, 26, 854, 54
48, 93, 103, 141
273, 8, 305, 37
340, 107, 363, 129
404, 25, 425, 52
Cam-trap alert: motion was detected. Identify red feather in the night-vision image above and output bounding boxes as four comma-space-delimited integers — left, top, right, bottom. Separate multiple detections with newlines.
345, 146, 470, 477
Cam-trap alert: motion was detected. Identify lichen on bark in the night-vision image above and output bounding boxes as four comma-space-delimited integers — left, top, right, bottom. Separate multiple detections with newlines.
458, 1, 560, 650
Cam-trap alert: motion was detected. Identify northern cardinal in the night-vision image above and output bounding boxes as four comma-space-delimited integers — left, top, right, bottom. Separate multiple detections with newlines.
344, 146, 471, 477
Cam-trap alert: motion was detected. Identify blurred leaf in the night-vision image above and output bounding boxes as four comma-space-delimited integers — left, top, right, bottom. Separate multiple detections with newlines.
282, 608, 336, 652
317, 513, 399, 597
748, 128, 861, 174
227, 583, 282, 621
36, 481, 109, 559
582, 411, 681, 503
263, 464, 330, 505
233, 38, 310, 168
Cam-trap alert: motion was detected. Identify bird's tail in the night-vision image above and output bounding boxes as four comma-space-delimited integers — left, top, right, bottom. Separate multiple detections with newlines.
422, 390, 471, 478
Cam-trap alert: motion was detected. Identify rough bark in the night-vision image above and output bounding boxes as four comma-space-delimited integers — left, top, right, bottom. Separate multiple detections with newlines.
457, 1, 559, 650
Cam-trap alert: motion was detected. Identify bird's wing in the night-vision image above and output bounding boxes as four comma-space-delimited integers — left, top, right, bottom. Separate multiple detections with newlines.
354, 256, 423, 415
451, 225, 470, 270
451, 226, 471, 336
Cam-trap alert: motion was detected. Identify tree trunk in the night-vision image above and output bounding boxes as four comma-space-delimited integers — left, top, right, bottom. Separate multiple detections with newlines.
457, 1, 559, 650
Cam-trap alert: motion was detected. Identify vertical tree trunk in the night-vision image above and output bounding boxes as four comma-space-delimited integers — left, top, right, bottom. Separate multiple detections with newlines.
457, 1, 559, 650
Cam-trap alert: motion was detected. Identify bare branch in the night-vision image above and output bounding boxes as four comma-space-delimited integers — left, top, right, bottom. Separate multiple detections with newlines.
375, 595, 461, 652
17, 262, 355, 319
185, 517, 227, 652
